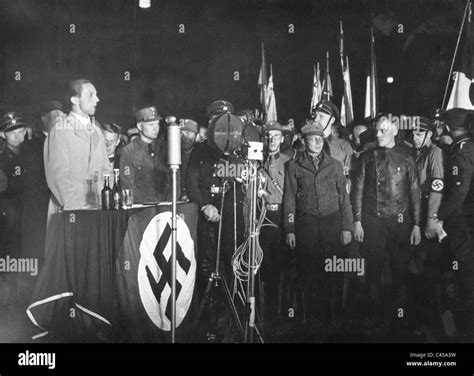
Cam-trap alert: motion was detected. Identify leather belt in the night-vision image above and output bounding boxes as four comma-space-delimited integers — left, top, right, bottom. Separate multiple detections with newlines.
198, 184, 230, 194
267, 203, 280, 211
210, 185, 230, 194
210, 186, 223, 194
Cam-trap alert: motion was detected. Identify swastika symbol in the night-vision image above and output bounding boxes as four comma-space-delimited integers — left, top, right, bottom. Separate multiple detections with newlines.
431, 179, 444, 192
145, 222, 191, 321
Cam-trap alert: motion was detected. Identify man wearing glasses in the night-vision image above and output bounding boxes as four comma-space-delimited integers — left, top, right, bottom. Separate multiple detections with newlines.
283, 120, 353, 326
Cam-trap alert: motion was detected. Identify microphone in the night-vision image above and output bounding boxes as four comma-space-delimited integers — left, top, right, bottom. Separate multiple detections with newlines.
166, 116, 181, 166
165, 115, 180, 343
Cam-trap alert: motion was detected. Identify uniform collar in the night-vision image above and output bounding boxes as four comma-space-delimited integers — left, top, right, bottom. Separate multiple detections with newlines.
5, 144, 20, 156
298, 150, 327, 166
266, 151, 280, 162
136, 136, 155, 149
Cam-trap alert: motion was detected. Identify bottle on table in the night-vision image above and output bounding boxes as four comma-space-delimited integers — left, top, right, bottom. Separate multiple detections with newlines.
101, 174, 112, 210
85, 171, 100, 208
112, 168, 122, 210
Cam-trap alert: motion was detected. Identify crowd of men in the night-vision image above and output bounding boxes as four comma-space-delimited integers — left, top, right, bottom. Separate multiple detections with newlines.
0, 77, 473, 342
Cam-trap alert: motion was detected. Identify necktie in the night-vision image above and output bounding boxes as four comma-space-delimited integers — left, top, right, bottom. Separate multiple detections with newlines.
148, 143, 155, 157
267, 154, 274, 169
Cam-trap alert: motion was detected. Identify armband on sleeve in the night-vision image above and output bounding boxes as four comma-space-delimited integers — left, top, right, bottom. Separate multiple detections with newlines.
430, 178, 444, 193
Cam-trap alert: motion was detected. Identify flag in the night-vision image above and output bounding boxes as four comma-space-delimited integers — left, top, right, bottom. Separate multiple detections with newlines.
341, 57, 354, 126
322, 51, 333, 101
265, 64, 278, 122
339, 21, 354, 126
447, 1, 474, 110
27, 204, 198, 342
310, 62, 322, 113
116, 205, 197, 342
258, 43, 268, 116
364, 27, 378, 118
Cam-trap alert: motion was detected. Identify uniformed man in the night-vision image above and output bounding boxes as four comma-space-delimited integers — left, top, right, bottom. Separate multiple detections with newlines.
412, 117, 445, 237
0, 112, 26, 258
410, 116, 445, 338
312, 100, 353, 178
431, 108, 453, 153
120, 106, 172, 203
437, 109, 474, 236
353, 113, 421, 335
179, 118, 199, 200
259, 121, 291, 312
21, 101, 65, 263
434, 108, 474, 340
186, 100, 245, 282
284, 120, 353, 325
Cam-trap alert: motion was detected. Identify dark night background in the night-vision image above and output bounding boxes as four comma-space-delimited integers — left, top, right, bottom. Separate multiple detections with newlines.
0, 0, 467, 131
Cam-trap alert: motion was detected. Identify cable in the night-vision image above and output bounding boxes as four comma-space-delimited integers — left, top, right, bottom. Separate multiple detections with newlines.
232, 172, 266, 283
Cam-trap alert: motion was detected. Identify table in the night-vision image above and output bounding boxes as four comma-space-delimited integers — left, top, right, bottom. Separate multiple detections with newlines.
27, 203, 198, 342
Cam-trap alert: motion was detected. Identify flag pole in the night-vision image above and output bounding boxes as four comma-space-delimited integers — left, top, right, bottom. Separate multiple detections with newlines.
441, 0, 471, 109
370, 27, 377, 118
260, 43, 267, 121
324, 51, 331, 101
339, 20, 345, 72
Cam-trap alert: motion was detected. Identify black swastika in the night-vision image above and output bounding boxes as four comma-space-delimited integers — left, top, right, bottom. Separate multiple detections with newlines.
145, 222, 191, 322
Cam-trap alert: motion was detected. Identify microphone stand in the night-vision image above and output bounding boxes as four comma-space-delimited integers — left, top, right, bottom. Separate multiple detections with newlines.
167, 116, 181, 343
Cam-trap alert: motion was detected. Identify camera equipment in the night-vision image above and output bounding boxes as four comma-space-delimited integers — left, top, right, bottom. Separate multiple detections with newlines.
205, 106, 266, 343
192, 178, 244, 340
231, 160, 266, 343
208, 112, 243, 155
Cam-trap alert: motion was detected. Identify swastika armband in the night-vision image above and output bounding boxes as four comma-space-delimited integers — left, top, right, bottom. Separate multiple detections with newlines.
430, 178, 444, 193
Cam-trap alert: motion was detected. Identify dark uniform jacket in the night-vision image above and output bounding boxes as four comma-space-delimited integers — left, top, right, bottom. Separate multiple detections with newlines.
0, 145, 24, 255
438, 136, 474, 221
186, 141, 245, 209
180, 148, 193, 198
353, 142, 421, 225
20, 134, 50, 258
0, 146, 23, 199
283, 150, 353, 234
119, 137, 173, 203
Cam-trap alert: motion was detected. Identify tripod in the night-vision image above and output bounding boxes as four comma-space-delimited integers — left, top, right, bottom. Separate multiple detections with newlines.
193, 179, 244, 341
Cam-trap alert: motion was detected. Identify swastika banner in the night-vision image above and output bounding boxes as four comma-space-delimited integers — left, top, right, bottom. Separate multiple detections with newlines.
116, 203, 198, 342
